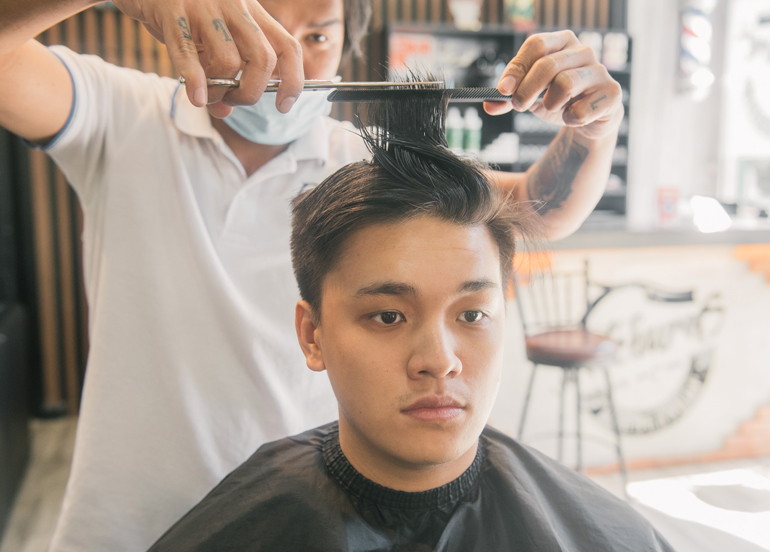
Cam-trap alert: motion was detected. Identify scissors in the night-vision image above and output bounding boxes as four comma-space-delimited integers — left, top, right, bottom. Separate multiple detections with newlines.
178, 77, 444, 91
177, 77, 516, 103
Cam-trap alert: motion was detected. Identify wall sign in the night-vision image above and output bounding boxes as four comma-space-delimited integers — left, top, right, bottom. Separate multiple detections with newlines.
585, 287, 725, 434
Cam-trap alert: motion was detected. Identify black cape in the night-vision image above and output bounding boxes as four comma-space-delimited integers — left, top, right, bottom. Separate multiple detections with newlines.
148, 422, 674, 552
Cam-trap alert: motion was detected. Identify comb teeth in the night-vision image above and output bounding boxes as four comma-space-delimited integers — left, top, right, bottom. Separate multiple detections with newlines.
326, 87, 512, 103
446, 87, 512, 102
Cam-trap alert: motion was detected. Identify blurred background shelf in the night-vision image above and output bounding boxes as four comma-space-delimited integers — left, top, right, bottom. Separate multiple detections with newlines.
384, 21, 632, 216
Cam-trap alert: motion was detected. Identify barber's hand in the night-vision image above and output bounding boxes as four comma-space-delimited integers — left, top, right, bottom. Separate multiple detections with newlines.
112, 0, 303, 118
485, 30, 623, 140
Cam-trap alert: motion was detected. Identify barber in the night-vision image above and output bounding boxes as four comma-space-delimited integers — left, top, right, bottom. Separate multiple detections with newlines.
0, 1, 623, 551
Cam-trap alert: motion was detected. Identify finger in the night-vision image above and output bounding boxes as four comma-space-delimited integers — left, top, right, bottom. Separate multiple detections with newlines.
483, 101, 513, 116
541, 63, 608, 113
207, 103, 234, 119
247, 4, 304, 113
513, 44, 597, 112
163, 14, 207, 107
220, 10, 278, 108
198, 13, 243, 106
142, 22, 165, 44
496, 30, 581, 97
563, 84, 622, 127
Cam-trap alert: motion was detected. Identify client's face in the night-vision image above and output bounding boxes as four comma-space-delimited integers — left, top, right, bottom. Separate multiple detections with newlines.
316, 215, 506, 485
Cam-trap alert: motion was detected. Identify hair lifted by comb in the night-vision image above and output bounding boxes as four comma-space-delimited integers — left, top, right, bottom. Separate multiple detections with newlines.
291, 74, 537, 318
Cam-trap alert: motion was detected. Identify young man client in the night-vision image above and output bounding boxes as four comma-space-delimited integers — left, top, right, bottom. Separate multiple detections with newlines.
147, 93, 674, 551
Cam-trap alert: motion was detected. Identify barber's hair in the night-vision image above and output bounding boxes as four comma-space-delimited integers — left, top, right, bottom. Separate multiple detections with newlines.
291, 77, 537, 317
343, 0, 372, 61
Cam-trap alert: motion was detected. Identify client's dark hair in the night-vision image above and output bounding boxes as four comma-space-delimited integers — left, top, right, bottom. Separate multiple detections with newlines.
291, 80, 535, 318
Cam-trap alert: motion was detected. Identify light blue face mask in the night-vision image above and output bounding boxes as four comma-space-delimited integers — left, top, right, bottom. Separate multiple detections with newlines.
222, 87, 333, 145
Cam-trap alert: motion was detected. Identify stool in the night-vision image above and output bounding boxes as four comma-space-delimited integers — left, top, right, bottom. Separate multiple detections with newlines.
512, 260, 628, 488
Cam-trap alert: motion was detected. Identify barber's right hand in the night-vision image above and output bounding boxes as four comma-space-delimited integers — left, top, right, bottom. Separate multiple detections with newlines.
112, 0, 304, 118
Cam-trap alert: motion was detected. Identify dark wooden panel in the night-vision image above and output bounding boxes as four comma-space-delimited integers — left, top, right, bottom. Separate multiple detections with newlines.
139, 24, 155, 73
28, 149, 62, 411
585, 0, 596, 27
102, 9, 119, 64
571, 0, 583, 27
544, 0, 556, 27
598, 0, 610, 28
121, 14, 137, 69
558, 0, 569, 28
53, 169, 80, 415
0, 306, 30, 539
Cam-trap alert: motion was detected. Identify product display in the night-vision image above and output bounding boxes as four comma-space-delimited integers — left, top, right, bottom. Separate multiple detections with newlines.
463, 107, 483, 152
446, 107, 465, 152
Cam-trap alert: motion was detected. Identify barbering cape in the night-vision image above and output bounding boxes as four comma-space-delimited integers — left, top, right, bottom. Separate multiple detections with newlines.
148, 422, 674, 551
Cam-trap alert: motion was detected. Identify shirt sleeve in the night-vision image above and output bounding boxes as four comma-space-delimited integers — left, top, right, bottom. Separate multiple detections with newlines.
38, 45, 175, 206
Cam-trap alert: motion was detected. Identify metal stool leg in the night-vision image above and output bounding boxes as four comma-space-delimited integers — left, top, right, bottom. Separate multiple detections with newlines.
517, 363, 539, 440
558, 368, 569, 463
602, 366, 628, 495
575, 368, 583, 473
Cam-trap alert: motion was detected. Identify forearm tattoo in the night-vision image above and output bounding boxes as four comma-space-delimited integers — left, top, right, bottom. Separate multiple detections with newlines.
213, 19, 232, 41
526, 130, 589, 216
178, 17, 192, 40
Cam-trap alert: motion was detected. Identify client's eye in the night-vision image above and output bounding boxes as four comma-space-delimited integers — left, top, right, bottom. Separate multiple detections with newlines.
459, 310, 486, 323
372, 311, 404, 325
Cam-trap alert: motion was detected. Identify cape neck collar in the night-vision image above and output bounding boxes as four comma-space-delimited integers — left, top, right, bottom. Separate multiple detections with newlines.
322, 423, 484, 511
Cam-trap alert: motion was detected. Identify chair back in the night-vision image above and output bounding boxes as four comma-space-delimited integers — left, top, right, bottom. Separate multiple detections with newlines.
512, 259, 591, 336
512, 257, 697, 337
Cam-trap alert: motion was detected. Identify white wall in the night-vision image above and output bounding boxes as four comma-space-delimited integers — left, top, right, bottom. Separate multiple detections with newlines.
625, 0, 726, 229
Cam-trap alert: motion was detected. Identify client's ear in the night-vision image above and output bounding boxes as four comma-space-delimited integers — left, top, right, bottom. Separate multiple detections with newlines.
295, 300, 326, 372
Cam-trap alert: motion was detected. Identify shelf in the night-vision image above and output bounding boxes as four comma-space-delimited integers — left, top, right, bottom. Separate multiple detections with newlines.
388, 22, 524, 38
386, 22, 632, 224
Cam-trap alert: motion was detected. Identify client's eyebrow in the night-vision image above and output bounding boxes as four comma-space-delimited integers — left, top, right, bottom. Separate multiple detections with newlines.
309, 18, 343, 29
458, 279, 498, 293
355, 282, 418, 298
354, 279, 498, 298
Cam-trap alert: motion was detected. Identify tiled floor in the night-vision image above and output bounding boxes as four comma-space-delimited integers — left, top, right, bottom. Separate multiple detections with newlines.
0, 418, 76, 552
2, 418, 770, 552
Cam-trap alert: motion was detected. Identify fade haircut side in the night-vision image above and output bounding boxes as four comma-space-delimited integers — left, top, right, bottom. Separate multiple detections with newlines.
291, 79, 536, 319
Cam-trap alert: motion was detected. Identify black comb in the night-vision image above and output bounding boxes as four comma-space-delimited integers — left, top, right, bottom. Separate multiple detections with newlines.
326, 87, 513, 103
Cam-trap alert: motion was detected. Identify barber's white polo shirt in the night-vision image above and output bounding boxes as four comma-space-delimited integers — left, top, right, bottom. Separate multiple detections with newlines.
44, 46, 370, 552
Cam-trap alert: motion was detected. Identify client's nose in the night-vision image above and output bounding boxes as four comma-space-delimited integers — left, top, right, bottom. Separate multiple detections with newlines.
406, 322, 462, 380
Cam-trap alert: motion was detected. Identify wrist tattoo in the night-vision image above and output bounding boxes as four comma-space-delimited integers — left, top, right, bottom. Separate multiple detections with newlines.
527, 130, 589, 216
178, 17, 192, 40
590, 95, 607, 110
213, 19, 233, 42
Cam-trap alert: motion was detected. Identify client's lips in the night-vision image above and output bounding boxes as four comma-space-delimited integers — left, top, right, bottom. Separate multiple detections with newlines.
401, 396, 465, 422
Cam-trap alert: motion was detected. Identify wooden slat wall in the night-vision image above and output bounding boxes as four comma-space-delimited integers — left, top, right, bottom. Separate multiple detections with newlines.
32, 0, 622, 414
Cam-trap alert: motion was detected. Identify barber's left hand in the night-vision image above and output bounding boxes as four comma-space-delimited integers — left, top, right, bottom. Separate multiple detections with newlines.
484, 30, 624, 140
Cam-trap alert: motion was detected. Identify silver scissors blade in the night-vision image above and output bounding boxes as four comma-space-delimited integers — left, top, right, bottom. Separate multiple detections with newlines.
178, 77, 443, 91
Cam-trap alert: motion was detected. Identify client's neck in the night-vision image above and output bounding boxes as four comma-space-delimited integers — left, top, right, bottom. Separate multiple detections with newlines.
337, 417, 479, 493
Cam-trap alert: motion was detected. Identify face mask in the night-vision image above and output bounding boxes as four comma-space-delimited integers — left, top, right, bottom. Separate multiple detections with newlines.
222, 86, 334, 145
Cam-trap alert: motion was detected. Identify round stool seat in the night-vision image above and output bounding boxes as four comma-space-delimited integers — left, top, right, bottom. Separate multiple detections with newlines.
525, 328, 617, 367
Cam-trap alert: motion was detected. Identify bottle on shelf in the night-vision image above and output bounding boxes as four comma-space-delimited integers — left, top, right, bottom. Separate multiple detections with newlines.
446, 107, 465, 153
463, 107, 483, 153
